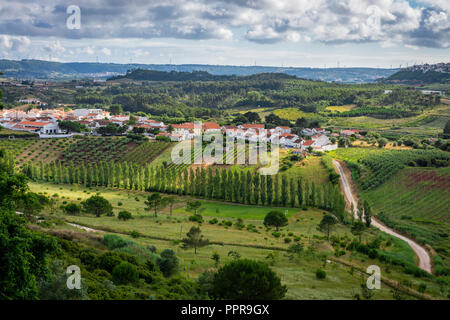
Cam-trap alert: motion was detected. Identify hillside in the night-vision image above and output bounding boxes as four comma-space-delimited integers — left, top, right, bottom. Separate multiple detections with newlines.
0, 59, 397, 83
382, 63, 450, 85
110, 69, 297, 82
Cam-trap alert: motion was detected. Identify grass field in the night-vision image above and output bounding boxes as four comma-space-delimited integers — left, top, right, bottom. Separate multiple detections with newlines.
325, 105, 357, 113
28, 180, 447, 299
273, 108, 324, 121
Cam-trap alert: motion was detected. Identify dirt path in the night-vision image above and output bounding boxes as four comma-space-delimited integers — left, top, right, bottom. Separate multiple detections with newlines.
332, 160, 432, 274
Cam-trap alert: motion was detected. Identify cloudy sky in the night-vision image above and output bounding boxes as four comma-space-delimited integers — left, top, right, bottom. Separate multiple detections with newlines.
0, 0, 448, 67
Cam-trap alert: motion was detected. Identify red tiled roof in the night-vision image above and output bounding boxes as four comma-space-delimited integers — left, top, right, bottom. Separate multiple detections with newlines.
302, 140, 314, 146
203, 122, 220, 130
18, 121, 51, 127
241, 124, 264, 129
172, 122, 195, 129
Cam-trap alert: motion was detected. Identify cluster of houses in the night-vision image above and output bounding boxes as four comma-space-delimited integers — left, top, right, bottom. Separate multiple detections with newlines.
0, 108, 166, 137
162, 122, 338, 152
0, 107, 346, 153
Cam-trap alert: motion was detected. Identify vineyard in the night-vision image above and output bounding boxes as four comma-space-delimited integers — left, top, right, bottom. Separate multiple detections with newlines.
62, 137, 136, 166
330, 147, 450, 190
0, 138, 73, 168
359, 149, 450, 190
120, 140, 171, 165
364, 167, 450, 274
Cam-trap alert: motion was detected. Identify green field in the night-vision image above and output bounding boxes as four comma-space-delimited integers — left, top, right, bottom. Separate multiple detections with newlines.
27, 180, 447, 299
364, 167, 450, 272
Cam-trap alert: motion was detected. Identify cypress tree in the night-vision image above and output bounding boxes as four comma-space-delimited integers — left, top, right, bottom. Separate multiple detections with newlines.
253, 173, 260, 205
267, 175, 273, 205
207, 167, 214, 199
297, 178, 303, 207
281, 175, 288, 206
260, 174, 266, 206
290, 178, 296, 207
246, 171, 252, 205
274, 174, 280, 206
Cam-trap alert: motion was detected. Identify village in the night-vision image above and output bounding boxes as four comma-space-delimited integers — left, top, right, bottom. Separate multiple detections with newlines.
0, 105, 355, 154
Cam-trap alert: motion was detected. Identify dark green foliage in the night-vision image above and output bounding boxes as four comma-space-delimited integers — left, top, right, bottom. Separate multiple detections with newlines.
315, 269, 326, 279
118, 210, 133, 221
318, 214, 338, 240
157, 249, 179, 277
211, 259, 287, 300
81, 195, 113, 217
263, 211, 288, 231
112, 262, 139, 285
63, 203, 82, 215
181, 226, 209, 254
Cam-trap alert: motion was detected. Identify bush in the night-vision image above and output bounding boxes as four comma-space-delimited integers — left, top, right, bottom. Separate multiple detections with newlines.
63, 203, 81, 215
209, 218, 218, 224
103, 234, 132, 250
130, 230, 141, 238
118, 210, 133, 221
189, 214, 203, 223
316, 269, 326, 279
112, 262, 139, 285
284, 237, 292, 243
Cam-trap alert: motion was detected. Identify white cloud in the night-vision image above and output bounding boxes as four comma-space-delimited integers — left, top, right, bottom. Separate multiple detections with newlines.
101, 47, 111, 56
0, 0, 447, 49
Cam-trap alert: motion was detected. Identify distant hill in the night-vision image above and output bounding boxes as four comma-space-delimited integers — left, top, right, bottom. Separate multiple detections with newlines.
381, 62, 450, 84
110, 69, 297, 82
0, 59, 398, 83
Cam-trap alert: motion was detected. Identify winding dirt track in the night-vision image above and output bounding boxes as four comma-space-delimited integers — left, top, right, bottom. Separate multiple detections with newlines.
332, 160, 432, 274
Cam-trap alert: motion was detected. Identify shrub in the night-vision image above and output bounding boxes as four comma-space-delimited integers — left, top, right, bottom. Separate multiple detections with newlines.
112, 262, 139, 285
209, 218, 218, 224
272, 231, 281, 238
316, 269, 326, 279
103, 234, 132, 250
63, 203, 82, 215
284, 237, 292, 243
189, 214, 203, 223
118, 210, 133, 221
130, 230, 141, 238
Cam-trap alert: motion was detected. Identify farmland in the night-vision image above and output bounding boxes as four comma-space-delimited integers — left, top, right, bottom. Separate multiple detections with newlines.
364, 167, 450, 273
27, 181, 448, 299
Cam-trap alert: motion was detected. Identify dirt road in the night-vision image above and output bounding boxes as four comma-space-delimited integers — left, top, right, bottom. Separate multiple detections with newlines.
332, 160, 432, 274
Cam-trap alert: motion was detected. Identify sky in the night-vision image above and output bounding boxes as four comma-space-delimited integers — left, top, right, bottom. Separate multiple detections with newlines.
0, 0, 448, 68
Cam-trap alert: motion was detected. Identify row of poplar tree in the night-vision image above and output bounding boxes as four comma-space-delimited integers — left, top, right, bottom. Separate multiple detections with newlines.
22, 160, 347, 220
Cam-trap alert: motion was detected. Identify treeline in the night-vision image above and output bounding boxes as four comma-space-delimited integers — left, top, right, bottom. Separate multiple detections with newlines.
110, 69, 297, 82
22, 161, 347, 221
